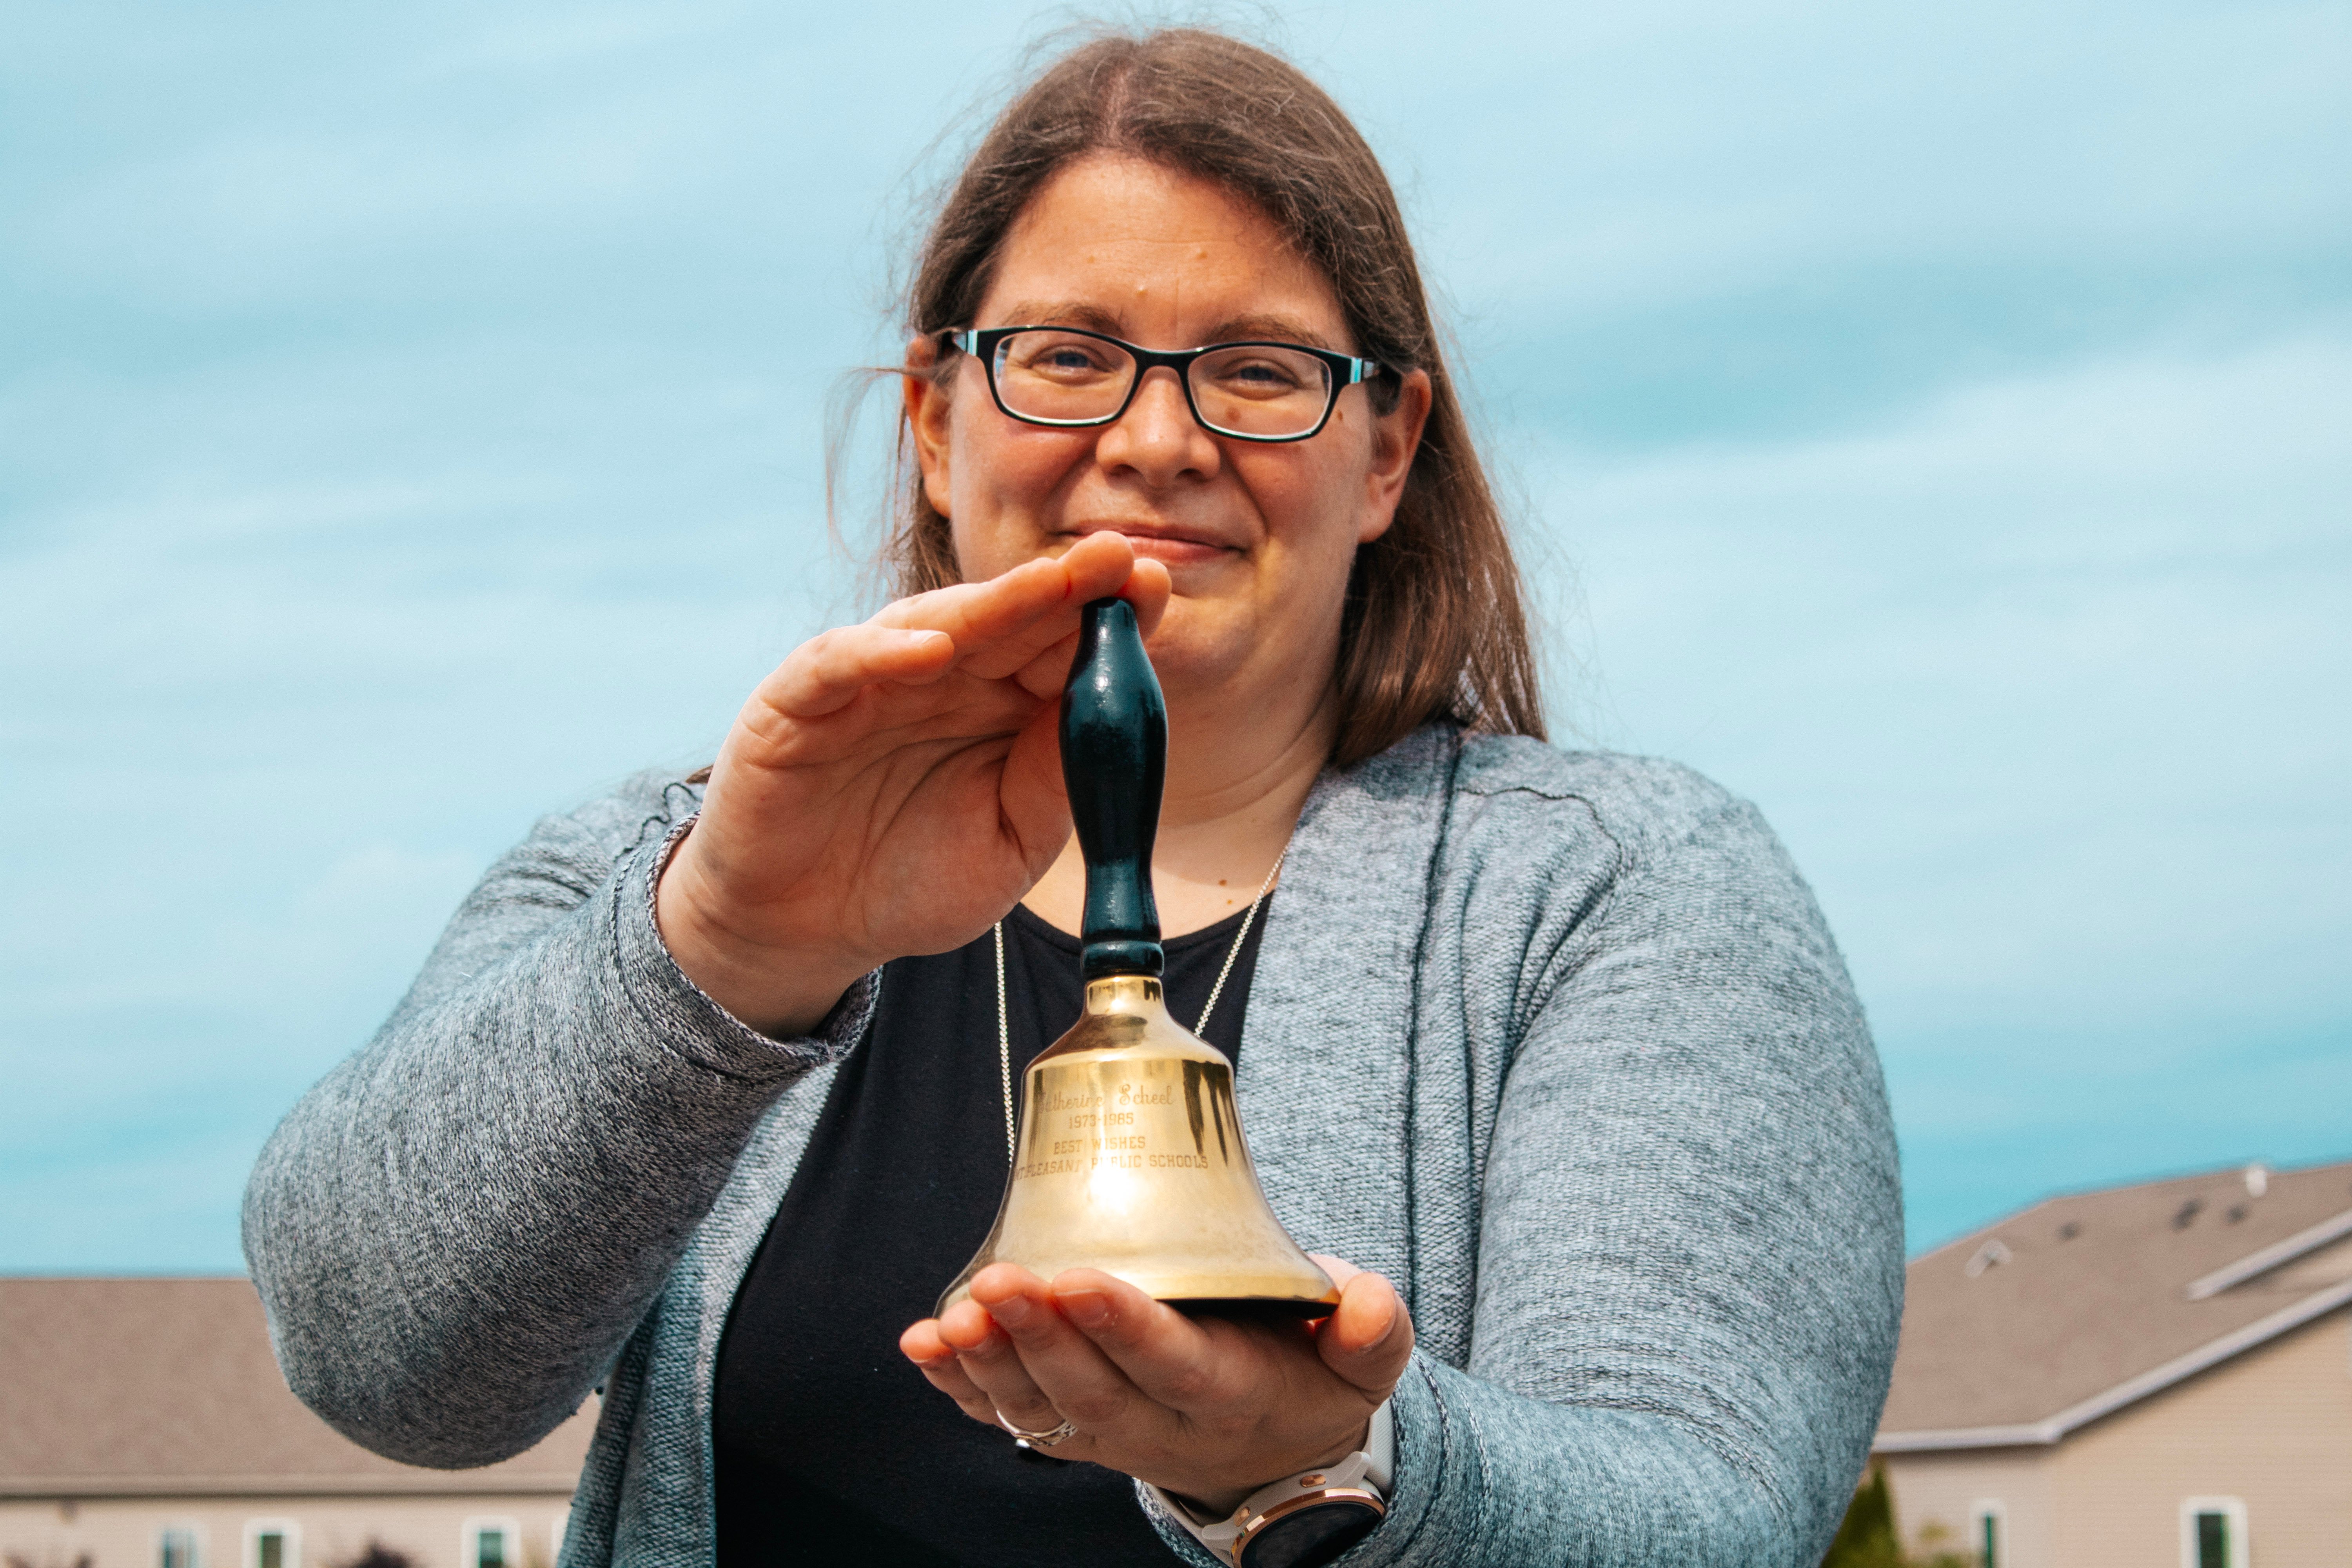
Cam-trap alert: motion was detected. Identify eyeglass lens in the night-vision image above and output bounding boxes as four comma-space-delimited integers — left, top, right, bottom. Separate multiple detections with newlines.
989, 330, 1334, 438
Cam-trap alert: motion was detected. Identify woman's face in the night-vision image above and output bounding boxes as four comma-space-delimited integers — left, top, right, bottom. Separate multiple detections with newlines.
909, 154, 1430, 713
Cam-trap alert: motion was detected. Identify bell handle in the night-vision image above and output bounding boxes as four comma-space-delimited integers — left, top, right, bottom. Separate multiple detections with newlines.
1061, 597, 1166, 978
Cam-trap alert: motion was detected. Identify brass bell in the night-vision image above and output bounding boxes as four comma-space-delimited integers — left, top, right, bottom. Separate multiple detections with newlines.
937, 598, 1338, 1318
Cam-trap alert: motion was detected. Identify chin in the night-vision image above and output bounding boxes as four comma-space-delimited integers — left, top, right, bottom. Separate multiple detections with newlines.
1143, 597, 1252, 693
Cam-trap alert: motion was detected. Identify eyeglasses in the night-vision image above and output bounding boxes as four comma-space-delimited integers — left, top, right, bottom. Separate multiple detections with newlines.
938, 325, 1388, 443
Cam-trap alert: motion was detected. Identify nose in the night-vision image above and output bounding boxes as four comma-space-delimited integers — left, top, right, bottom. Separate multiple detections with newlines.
1094, 365, 1221, 487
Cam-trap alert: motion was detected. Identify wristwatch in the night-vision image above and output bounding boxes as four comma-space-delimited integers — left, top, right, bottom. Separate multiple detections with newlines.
1149, 1400, 1393, 1568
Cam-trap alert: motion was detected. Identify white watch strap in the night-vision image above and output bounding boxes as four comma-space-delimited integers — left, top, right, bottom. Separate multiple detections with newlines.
1149, 1399, 1394, 1565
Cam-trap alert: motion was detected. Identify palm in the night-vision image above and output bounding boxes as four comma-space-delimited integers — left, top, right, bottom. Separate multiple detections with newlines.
731, 669, 1062, 957
902, 1259, 1412, 1512
658, 534, 1167, 1031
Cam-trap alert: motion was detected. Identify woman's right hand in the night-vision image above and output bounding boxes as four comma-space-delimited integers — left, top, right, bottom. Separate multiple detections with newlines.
654, 531, 1168, 1036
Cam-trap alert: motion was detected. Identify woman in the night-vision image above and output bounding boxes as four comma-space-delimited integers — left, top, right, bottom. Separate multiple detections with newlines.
245, 27, 1902, 1568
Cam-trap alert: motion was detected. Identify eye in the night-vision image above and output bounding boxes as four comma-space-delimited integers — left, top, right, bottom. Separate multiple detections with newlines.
1198, 346, 1322, 400
1003, 332, 1125, 381
1227, 361, 1299, 388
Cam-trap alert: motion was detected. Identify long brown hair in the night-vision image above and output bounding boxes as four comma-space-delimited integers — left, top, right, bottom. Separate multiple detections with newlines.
885, 26, 1544, 767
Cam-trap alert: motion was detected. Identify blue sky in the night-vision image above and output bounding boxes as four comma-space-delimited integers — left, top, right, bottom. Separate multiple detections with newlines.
2, 0, 2346, 1269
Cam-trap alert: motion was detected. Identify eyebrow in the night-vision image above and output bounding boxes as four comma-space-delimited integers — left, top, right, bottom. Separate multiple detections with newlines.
988, 301, 1341, 353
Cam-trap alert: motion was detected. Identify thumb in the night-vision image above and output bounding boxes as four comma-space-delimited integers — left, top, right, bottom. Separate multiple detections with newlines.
1311, 1263, 1414, 1396
1123, 557, 1173, 640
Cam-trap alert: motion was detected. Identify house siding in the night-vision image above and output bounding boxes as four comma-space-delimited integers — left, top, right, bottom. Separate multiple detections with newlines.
1883, 1305, 2352, 1568
1877, 1448, 2051, 1566
2051, 1305, 2352, 1568
0, 1493, 572, 1568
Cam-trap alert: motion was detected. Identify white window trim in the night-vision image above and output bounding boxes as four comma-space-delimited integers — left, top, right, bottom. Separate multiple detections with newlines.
550, 1506, 570, 1566
243, 1517, 301, 1568
1970, 1499, 2006, 1568
2181, 1497, 2249, 1568
461, 1515, 524, 1568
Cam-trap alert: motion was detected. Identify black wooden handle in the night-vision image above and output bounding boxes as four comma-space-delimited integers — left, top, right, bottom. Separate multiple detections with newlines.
1061, 597, 1166, 978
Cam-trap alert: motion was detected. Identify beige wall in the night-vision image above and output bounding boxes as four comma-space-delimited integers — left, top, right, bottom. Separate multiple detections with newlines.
1880, 1447, 2051, 1566
0, 1493, 571, 1568
2049, 1305, 2352, 1567
1884, 1306, 2352, 1568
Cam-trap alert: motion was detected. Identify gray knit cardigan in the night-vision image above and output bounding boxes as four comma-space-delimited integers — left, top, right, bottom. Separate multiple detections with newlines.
243, 724, 1903, 1566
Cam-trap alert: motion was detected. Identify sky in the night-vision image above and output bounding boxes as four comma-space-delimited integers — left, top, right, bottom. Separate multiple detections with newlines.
2, 0, 2347, 1270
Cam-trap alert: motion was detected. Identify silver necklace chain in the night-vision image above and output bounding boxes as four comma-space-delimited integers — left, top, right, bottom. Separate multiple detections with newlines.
992, 846, 1287, 1165
993, 920, 1016, 1165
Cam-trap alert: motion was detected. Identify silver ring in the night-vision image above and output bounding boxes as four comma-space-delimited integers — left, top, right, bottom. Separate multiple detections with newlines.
995, 1409, 1078, 1450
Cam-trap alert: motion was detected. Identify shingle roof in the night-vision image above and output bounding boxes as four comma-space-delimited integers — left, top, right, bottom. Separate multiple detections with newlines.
1877, 1157, 2352, 1450
0, 1278, 596, 1495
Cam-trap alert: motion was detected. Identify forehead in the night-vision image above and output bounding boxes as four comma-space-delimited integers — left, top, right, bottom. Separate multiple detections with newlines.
977, 153, 1348, 348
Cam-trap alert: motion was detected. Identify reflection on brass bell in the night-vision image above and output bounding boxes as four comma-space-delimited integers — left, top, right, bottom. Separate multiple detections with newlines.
937, 598, 1339, 1319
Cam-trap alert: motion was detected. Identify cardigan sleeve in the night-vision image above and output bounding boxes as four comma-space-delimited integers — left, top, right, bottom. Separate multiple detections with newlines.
1418, 786, 1898, 1564
240, 772, 875, 1468
1149, 776, 1904, 1566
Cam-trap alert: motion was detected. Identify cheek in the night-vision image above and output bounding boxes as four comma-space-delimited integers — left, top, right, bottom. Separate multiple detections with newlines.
953, 397, 1094, 502
946, 405, 1091, 572
1239, 445, 1370, 567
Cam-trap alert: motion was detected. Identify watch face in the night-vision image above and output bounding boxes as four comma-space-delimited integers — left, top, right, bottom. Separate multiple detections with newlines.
1236, 1497, 1383, 1568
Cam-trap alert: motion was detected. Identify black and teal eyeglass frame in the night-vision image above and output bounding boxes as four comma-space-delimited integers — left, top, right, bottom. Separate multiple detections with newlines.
936, 325, 1391, 443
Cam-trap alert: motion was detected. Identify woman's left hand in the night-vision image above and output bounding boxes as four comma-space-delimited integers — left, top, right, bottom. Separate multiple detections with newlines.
899, 1255, 1412, 1515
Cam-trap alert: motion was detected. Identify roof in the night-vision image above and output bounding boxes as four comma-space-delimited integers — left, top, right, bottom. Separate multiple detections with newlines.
1877, 1157, 2352, 1452
0, 1278, 596, 1497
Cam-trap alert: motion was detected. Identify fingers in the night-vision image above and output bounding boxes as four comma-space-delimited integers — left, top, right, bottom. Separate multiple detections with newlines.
752, 534, 1172, 728
898, 1318, 1001, 1426
933, 1295, 1074, 1443
1121, 555, 1173, 638
1312, 1267, 1414, 1396
999, 551, 1173, 704
1308, 1252, 1365, 1290
1043, 1269, 1230, 1410
880, 533, 1173, 682
900, 1261, 1413, 1502
965, 1266, 1165, 1438
874, 533, 1140, 679
761, 624, 958, 720
899, 1273, 1154, 1464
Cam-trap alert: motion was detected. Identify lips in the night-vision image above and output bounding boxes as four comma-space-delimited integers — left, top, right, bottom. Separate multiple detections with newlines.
1067, 523, 1240, 565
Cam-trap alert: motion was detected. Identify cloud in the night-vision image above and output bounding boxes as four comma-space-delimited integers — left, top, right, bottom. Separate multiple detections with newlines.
2, 0, 2345, 1266
1540, 332, 2352, 1244
1550, 332, 2351, 995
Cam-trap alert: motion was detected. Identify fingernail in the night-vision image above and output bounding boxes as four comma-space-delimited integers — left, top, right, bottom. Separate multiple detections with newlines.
986, 1294, 1032, 1328
1057, 1290, 1109, 1327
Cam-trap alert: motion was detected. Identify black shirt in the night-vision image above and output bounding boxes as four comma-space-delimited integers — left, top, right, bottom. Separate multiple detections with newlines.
713, 898, 1272, 1566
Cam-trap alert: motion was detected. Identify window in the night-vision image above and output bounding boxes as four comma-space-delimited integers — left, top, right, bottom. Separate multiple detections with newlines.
2181, 1497, 2249, 1568
1971, 1500, 2005, 1568
463, 1517, 522, 1568
245, 1519, 300, 1568
158, 1526, 202, 1568
2196, 1513, 2226, 1568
